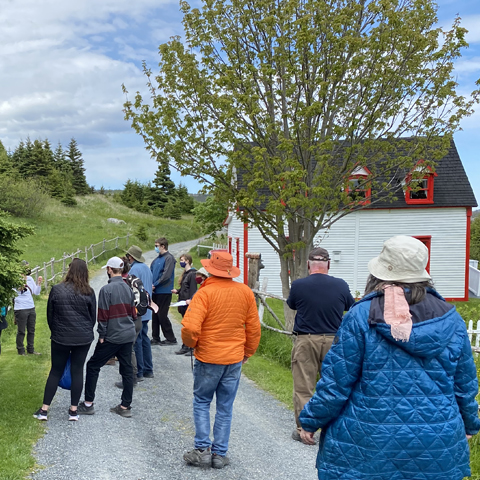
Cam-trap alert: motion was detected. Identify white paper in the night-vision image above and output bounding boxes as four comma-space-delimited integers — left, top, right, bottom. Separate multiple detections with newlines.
170, 301, 188, 307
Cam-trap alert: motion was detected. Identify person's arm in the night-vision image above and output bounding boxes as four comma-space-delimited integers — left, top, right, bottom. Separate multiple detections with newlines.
88, 292, 97, 328
299, 307, 366, 433
46, 286, 55, 330
27, 277, 41, 296
286, 283, 296, 310
243, 291, 261, 361
96, 288, 109, 340
454, 327, 480, 436
181, 290, 208, 348
344, 282, 355, 310
157, 254, 176, 287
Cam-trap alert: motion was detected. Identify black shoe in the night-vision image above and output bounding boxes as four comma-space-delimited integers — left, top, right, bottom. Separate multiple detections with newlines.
33, 408, 48, 421
143, 372, 154, 378
77, 402, 95, 415
110, 404, 132, 418
115, 380, 138, 389
136, 376, 145, 382
159, 339, 178, 346
175, 345, 190, 355
184, 348, 194, 356
150, 339, 162, 345
68, 409, 79, 421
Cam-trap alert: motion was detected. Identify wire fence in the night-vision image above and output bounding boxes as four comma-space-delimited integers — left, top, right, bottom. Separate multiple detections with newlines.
30, 234, 130, 291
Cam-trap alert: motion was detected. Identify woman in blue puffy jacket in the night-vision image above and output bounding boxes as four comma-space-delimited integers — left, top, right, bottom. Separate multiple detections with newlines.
300, 235, 480, 480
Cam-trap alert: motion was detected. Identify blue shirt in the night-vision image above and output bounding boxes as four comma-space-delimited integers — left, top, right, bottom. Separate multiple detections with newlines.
129, 260, 153, 321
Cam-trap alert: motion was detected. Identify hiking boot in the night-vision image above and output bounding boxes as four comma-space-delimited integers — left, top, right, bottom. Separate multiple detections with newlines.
212, 453, 230, 469
159, 339, 177, 346
150, 339, 162, 345
136, 376, 145, 382
143, 372, 154, 378
68, 409, 79, 421
33, 408, 48, 421
77, 402, 95, 415
184, 348, 194, 356
110, 404, 132, 418
183, 448, 211, 468
175, 344, 190, 355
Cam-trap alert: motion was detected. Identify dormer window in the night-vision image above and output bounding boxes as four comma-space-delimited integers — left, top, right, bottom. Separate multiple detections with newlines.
347, 166, 371, 205
405, 161, 437, 205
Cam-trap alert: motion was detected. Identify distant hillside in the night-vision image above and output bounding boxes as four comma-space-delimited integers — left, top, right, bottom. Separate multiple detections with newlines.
474, 209, 480, 218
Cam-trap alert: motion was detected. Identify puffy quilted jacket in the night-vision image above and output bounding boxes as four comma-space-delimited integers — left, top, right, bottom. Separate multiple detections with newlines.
47, 282, 97, 346
181, 276, 261, 364
300, 289, 480, 480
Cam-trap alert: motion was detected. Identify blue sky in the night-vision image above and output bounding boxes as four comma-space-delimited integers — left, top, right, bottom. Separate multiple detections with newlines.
0, 0, 479, 198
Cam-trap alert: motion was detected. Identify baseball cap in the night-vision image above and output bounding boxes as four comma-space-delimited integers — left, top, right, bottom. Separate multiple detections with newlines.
102, 257, 124, 269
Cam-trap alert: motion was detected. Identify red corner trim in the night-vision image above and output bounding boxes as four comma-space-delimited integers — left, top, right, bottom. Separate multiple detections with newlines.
464, 207, 472, 301
243, 222, 249, 285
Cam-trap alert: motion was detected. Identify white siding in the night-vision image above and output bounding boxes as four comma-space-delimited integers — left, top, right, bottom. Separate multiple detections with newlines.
227, 207, 468, 299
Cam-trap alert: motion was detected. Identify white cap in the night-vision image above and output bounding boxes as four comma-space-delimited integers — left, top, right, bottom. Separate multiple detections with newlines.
102, 257, 124, 269
368, 236, 431, 284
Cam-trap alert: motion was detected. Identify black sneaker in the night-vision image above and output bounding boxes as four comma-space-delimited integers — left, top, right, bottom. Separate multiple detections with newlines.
68, 409, 79, 421
110, 404, 132, 418
159, 339, 178, 346
77, 402, 95, 415
150, 339, 162, 345
183, 448, 211, 468
143, 372, 154, 378
33, 408, 48, 421
175, 345, 190, 355
114, 380, 138, 389
212, 453, 230, 469
184, 348, 194, 356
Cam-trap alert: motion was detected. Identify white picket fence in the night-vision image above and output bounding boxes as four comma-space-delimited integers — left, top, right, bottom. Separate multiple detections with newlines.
467, 320, 480, 353
30, 233, 130, 291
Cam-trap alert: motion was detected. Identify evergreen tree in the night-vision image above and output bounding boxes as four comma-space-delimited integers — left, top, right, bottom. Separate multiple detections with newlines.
163, 199, 182, 219
31, 139, 54, 178
176, 183, 195, 213
11, 140, 26, 173
149, 163, 176, 210
53, 142, 70, 173
66, 138, 90, 195
0, 141, 15, 176
16, 137, 34, 177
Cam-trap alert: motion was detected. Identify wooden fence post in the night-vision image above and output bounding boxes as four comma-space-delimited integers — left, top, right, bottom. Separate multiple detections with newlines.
91, 245, 96, 264
245, 252, 264, 289
115, 236, 118, 249
62, 253, 66, 276
126, 233, 129, 248
43, 262, 48, 291
85, 247, 88, 263
102, 238, 106, 254
257, 277, 269, 323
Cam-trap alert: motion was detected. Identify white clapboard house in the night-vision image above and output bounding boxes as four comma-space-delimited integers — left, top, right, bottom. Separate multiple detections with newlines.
225, 139, 477, 301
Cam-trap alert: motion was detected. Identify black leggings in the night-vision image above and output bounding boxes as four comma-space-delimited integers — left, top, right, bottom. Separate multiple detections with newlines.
43, 341, 91, 407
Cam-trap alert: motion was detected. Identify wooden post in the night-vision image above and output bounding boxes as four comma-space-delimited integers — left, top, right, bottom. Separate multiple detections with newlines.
102, 238, 106, 254
115, 236, 118, 249
90, 245, 96, 264
126, 233, 129, 248
85, 246, 88, 263
245, 252, 262, 289
43, 262, 48, 291
62, 253, 66, 276
257, 277, 269, 323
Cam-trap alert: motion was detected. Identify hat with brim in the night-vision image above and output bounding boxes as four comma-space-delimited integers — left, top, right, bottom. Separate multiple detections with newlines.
201, 251, 240, 278
126, 245, 145, 263
196, 267, 209, 278
368, 235, 431, 284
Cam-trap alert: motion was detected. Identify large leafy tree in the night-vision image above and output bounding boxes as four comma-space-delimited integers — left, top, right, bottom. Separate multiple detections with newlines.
123, 0, 479, 308
0, 212, 34, 307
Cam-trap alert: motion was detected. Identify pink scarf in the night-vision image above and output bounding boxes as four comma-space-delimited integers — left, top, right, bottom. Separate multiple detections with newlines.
383, 285, 412, 342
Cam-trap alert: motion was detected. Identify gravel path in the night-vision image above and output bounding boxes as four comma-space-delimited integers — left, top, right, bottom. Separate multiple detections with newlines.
31, 239, 318, 480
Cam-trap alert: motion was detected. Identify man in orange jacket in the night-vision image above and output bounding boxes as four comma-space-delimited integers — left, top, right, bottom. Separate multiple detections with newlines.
181, 251, 261, 470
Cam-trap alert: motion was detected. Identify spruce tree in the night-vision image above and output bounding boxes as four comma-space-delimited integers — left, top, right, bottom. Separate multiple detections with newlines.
53, 142, 70, 173
0, 141, 15, 176
176, 183, 194, 213
150, 163, 176, 210
66, 138, 90, 195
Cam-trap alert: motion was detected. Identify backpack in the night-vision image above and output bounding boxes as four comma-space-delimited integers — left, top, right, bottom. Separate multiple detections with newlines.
125, 275, 150, 317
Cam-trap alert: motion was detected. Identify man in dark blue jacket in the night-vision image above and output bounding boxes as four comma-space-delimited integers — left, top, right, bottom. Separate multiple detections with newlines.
150, 237, 177, 345
287, 247, 354, 443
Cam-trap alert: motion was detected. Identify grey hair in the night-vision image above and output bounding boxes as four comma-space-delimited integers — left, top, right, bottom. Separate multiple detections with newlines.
364, 274, 434, 305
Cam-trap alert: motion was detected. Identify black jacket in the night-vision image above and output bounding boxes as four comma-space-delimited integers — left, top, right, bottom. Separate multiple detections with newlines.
47, 282, 97, 346
178, 268, 197, 301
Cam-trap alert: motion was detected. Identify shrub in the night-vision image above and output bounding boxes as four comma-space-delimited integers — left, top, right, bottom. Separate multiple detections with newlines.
136, 224, 148, 242
0, 176, 49, 217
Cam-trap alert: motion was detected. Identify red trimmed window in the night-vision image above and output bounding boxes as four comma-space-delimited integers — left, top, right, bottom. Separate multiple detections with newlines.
405, 161, 437, 205
347, 166, 371, 205
413, 235, 431, 273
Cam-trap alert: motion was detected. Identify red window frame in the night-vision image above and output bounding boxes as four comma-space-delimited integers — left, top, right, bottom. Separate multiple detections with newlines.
405, 161, 437, 205
413, 235, 431, 273
346, 166, 371, 205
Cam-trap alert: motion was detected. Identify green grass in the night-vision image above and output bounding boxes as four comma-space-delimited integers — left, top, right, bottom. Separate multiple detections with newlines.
11, 195, 203, 268
0, 298, 50, 479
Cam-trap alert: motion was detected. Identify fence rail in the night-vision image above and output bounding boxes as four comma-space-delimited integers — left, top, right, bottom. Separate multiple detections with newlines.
196, 243, 227, 256
469, 264, 480, 297
30, 234, 130, 290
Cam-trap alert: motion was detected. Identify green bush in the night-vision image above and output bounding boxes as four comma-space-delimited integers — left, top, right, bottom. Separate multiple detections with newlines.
0, 176, 49, 217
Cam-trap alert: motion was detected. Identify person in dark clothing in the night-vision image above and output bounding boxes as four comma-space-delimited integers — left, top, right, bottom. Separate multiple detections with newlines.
287, 247, 355, 443
173, 253, 197, 355
78, 257, 137, 418
150, 237, 177, 345
299, 236, 480, 480
33, 258, 96, 421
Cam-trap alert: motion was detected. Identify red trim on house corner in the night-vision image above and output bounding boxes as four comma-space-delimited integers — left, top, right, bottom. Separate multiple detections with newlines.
444, 297, 468, 302
243, 222, 249, 285
464, 207, 472, 302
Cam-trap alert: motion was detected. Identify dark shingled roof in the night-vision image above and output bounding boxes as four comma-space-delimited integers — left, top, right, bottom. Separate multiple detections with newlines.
236, 138, 477, 210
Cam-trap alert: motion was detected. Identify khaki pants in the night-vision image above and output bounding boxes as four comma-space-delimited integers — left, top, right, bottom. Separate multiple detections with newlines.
291, 334, 335, 428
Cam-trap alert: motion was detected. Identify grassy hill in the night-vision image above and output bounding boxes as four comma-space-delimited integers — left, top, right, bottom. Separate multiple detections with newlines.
10, 195, 203, 267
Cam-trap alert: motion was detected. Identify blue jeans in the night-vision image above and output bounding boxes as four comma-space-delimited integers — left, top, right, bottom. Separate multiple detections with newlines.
193, 359, 242, 456
134, 321, 153, 377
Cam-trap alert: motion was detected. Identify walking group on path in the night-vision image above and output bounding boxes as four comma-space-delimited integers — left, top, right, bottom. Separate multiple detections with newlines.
6, 234, 479, 479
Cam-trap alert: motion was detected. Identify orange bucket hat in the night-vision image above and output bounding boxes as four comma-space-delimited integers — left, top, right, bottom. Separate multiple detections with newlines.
201, 251, 241, 278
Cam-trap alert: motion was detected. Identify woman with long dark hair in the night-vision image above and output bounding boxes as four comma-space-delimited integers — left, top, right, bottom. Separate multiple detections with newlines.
34, 258, 96, 421
299, 235, 480, 480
